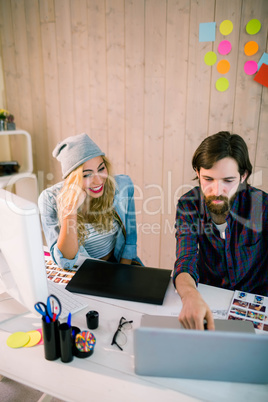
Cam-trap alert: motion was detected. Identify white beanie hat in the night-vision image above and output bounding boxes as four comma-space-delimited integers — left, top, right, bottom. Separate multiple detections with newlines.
52, 133, 105, 179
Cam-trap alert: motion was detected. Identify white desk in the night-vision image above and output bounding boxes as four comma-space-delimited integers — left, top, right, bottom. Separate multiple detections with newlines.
0, 281, 267, 402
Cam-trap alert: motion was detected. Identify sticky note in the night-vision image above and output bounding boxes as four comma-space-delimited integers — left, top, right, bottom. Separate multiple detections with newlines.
7, 332, 30, 348
199, 22, 216, 42
258, 52, 268, 71
216, 78, 229, 92
217, 60, 230, 74
24, 330, 42, 348
254, 63, 268, 87
244, 41, 258, 56
218, 40, 232, 55
204, 51, 217, 66
244, 60, 258, 75
36, 328, 44, 345
246, 19, 261, 35
219, 20, 233, 36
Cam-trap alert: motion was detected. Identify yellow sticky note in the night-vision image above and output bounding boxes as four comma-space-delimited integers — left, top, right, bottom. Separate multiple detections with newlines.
220, 20, 233, 36
24, 330, 42, 348
7, 332, 30, 348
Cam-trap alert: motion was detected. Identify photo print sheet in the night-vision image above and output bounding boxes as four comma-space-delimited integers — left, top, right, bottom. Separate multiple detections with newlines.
228, 290, 268, 333
44, 253, 78, 285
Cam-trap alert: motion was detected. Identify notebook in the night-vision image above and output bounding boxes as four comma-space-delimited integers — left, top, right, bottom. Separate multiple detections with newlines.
134, 315, 268, 384
66, 259, 172, 305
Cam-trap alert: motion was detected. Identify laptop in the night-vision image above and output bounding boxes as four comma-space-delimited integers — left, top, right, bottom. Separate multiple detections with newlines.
134, 315, 268, 384
66, 259, 172, 305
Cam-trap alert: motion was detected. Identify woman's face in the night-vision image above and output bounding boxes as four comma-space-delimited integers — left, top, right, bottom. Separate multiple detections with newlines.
82, 156, 108, 198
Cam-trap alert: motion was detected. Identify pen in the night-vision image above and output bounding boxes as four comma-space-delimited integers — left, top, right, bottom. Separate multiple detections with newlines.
67, 312, 72, 328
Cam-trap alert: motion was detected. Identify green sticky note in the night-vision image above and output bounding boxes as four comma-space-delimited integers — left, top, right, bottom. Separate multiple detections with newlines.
204, 51, 217, 66
216, 78, 229, 92
246, 19, 261, 35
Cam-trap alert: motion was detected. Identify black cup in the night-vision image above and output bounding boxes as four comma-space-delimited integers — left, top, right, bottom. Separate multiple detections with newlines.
86, 310, 99, 330
71, 326, 81, 354
59, 323, 73, 363
42, 317, 60, 361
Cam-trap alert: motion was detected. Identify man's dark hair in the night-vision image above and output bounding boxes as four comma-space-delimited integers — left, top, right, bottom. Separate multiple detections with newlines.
192, 131, 252, 182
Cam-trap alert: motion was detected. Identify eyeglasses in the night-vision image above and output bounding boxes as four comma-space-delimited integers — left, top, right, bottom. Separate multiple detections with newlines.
111, 316, 133, 351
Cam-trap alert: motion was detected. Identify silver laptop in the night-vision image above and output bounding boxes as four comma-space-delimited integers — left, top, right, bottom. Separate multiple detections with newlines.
134, 315, 268, 384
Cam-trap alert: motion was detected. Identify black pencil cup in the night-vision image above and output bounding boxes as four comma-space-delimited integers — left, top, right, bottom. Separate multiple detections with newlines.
59, 323, 73, 363
42, 317, 60, 361
86, 310, 99, 330
71, 326, 81, 354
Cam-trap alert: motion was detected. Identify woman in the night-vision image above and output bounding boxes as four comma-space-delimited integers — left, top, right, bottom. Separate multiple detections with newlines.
38, 133, 141, 269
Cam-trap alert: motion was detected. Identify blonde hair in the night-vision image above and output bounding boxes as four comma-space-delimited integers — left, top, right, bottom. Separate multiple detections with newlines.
57, 156, 116, 245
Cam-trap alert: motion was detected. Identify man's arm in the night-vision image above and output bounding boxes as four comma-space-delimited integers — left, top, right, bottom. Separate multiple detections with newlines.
174, 194, 214, 330
175, 272, 215, 330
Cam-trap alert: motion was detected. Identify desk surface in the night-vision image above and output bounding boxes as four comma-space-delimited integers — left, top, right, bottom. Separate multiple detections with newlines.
0, 280, 268, 402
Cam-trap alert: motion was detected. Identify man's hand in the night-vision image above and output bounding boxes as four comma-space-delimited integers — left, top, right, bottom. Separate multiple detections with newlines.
175, 273, 215, 330
179, 288, 215, 330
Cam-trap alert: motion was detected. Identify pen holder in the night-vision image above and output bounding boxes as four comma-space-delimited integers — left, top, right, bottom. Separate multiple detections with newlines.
59, 323, 73, 363
71, 326, 81, 354
42, 317, 60, 361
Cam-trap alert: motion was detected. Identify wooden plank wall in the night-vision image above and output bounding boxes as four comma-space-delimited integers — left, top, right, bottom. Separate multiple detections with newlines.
0, 0, 267, 269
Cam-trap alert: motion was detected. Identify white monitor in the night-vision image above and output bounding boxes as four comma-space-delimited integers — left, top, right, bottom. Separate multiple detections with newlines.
0, 189, 48, 313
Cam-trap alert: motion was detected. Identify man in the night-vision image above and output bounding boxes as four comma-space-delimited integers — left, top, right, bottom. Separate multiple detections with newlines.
173, 131, 268, 330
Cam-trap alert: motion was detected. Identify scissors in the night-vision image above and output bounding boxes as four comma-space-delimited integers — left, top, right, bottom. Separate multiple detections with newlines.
34, 294, 62, 322
46, 294, 62, 321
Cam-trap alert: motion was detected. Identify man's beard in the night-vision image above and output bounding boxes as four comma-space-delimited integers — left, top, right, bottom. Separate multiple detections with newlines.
205, 195, 229, 215
203, 191, 238, 216
201, 180, 246, 224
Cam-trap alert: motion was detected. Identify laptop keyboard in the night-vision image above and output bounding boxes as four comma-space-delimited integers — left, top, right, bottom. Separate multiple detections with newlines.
48, 281, 88, 319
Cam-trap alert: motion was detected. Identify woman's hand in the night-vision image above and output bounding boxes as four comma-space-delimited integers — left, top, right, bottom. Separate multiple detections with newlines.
120, 258, 132, 265
60, 186, 87, 218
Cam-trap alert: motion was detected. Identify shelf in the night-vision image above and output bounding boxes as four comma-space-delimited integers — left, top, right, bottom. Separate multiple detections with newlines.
0, 130, 33, 174
0, 130, 38, 203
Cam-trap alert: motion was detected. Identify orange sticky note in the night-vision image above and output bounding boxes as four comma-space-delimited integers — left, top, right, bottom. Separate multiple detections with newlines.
244, 41, 258, 56
217, 60, 230, 74
254, 63, 268, 87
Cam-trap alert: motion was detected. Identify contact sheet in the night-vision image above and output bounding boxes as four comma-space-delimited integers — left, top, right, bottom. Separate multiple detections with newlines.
228, 290, 268, 332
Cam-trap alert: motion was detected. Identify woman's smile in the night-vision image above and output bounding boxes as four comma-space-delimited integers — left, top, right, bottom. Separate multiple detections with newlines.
89, 184, 104, 194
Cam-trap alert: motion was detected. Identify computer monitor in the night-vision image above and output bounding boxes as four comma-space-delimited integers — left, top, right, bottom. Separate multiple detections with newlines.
0, 189, 48, 313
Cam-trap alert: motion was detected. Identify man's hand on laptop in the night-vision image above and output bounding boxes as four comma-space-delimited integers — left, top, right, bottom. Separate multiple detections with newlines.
175, 272, 215, 330
179, 290, 215, 330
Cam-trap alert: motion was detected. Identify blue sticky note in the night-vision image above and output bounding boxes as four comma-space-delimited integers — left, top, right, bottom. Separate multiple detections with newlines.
258, 52, 268, 71
199, 22, 216, 42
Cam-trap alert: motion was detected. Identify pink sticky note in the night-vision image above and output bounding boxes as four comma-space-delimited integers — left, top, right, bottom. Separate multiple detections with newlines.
244, 60, 258, 75
218, 40, 232, 55
36, 328, 44, 345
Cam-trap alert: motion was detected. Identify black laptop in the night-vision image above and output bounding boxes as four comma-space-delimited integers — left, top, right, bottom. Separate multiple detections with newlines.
66, 259, 172, 305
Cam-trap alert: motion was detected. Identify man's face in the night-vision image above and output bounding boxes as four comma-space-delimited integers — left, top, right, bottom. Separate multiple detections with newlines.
197, 157, 247, 215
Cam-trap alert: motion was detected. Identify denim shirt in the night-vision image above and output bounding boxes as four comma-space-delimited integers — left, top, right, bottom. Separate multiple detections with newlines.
38, 175, 141, 269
